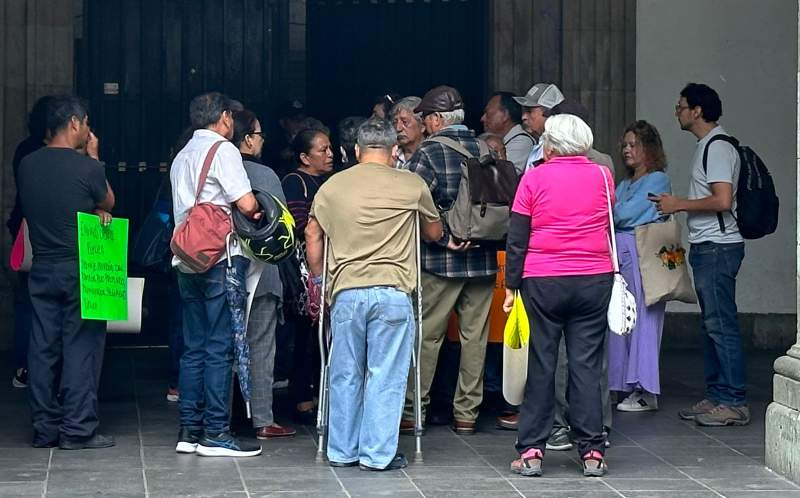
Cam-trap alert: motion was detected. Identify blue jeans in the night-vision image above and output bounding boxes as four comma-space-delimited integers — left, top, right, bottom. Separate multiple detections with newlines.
177, 257, 247, 433
689, 242, 746, 407
327, 287, 414, 468
168, 270, 183, 389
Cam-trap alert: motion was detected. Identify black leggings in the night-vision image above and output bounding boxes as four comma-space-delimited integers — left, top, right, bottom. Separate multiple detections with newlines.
515, 273, 612, 457
287, 312, 320, 406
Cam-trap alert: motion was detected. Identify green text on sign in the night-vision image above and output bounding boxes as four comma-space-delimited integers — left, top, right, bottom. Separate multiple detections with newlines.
77, 213, 129, 321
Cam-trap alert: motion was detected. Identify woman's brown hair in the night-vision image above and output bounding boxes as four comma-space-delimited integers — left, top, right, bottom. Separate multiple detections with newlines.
620, 120, 667, 176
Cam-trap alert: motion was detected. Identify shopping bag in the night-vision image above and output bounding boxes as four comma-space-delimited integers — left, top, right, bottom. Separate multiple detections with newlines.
503, 291, 529, 349
9, 218, 32, 272
502, 291, 529, 405
635, 217, 697, 306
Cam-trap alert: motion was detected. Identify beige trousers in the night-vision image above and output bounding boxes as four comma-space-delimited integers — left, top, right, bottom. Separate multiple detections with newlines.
404, 272, 495, 423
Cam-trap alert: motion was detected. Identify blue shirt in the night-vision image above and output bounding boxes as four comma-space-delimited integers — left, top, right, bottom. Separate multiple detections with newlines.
613, 171, 672, 232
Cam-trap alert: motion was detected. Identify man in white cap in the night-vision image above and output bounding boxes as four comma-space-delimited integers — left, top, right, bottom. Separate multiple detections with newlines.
513, 83, 565, 172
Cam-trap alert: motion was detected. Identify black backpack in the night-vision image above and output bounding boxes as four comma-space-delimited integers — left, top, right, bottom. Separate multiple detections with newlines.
702, 135, 779, 239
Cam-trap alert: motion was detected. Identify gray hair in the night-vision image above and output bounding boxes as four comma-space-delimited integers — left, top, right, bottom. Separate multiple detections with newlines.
189, 92, 236, 129
389, 96, 423, 123
338, 116, 367, 149
438, 109, 465, 126
356, 118, 397, 150
540, 114, 593, 156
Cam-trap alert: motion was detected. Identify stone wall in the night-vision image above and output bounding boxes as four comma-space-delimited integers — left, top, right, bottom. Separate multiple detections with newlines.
0, 0, 78, 349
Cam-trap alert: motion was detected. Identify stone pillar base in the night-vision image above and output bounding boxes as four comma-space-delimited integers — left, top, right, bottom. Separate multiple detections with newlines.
766, 353, 800, 482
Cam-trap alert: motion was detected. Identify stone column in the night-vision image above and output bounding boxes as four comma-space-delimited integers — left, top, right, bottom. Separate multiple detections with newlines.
765, 1, 800, 482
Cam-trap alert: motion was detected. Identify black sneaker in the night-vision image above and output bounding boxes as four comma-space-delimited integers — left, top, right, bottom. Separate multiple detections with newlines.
359, 453, 408, 471
59, 433, 115, 450
196, 431, 262, 457
12, 368, 27, 388
175, 427, 203, 454
545, 427, 573, 451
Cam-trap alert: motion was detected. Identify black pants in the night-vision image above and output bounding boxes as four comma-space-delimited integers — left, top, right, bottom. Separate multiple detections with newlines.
28, 259, 106, 444
515, 273, 612, 457
287, 312, 319, 406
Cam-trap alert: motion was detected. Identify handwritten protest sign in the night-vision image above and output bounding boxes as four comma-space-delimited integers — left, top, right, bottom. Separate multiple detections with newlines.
77, 213, 129, 320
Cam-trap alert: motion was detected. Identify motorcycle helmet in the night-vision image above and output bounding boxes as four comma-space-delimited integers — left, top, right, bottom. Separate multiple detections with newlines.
233, 190, 296, 264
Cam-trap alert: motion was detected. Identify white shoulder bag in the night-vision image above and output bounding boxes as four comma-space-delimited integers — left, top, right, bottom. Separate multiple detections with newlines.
600, 166, 637, 336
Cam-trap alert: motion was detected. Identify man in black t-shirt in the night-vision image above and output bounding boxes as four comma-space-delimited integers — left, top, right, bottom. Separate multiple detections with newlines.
18, 95, 116, 450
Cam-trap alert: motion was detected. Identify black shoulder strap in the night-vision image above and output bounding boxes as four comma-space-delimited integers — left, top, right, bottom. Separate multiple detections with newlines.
702, 134, 739, 173
701, 134, 740, 233
504, 132, 535, 146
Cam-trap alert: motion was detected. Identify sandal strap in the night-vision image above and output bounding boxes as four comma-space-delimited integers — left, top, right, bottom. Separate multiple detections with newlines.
521, 448, 543, 467
582, 450, 604, 461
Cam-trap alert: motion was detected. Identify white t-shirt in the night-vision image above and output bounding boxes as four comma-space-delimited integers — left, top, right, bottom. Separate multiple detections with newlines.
687, 126, 743, 244
170, 129, 252, 269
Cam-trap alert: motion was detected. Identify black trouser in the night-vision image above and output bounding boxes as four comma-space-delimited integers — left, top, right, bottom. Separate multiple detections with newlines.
515, 273, 612, 457
288, 312, 319, 406
28, 258, 106, 445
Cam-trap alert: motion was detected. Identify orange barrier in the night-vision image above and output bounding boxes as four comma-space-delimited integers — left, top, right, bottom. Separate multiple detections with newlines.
447, 251, 507, 344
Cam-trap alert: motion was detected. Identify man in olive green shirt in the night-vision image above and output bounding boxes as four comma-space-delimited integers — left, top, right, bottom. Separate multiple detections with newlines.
306, 118, 442, 471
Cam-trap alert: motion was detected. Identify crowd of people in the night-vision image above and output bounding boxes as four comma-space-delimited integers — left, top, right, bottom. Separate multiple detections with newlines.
9, 80, 750, 477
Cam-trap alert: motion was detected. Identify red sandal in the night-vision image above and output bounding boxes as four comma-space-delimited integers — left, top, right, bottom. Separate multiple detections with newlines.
582, 450, 607, 477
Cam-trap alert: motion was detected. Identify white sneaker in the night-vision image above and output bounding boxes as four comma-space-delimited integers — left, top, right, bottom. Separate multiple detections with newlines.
616, 391, 658, 412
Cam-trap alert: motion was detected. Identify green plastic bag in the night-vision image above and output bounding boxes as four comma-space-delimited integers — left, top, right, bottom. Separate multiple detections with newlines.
503, 291, 530, 349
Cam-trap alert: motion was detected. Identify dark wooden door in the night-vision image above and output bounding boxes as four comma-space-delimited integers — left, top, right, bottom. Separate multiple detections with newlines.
305, 0, 489, 131
76, 0, 286, 346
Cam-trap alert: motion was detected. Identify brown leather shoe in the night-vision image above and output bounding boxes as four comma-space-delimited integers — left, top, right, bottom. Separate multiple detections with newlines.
496, 413, 519, 431
256, 423, 296, 439
453, 420, 476, 435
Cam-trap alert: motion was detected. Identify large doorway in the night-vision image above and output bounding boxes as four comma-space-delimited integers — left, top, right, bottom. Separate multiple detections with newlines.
76, 0, 288, 346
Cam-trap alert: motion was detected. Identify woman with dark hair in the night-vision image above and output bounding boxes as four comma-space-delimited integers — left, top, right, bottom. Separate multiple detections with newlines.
608, 120, 672, 413
231, 109, 296, 439
281, 128, 333, 423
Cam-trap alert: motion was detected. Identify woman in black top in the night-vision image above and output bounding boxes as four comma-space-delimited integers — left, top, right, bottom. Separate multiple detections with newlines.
280, 128, 333, 423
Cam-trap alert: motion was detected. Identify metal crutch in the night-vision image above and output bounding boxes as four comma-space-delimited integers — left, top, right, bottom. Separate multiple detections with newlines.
412, 212, 424, 463
315, 236, 331, 461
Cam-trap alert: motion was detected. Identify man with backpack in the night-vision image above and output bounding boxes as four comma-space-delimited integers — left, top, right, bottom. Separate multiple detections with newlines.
654, 83, 753, 426
399, 85, 500, 435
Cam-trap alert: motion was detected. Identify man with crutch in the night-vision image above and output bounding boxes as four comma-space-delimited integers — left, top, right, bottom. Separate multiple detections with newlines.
305, 118, 442, 471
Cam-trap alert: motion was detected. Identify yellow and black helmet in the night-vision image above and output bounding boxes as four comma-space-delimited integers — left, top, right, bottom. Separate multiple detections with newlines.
233, 190, 296, 264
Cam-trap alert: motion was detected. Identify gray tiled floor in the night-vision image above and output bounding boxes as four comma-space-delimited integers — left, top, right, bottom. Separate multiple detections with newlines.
0, 348, 795, 497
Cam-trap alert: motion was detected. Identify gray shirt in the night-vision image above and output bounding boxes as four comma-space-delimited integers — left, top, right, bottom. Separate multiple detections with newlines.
503, 124, 535, 175
243, 158, 286, 299
687, 126, 742, 244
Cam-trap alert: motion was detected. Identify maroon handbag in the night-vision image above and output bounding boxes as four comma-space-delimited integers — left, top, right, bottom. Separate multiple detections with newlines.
170, 141, 232, 273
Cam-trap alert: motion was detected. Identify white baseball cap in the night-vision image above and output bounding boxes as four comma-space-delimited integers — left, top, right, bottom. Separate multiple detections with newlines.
513, 83, 565, 109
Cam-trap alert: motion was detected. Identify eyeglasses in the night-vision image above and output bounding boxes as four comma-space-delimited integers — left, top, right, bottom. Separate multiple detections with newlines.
674, 105, 691, 113
247, 131, 265, 137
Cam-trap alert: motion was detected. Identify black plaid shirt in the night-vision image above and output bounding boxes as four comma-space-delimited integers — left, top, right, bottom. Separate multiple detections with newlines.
406, 126, 498, 278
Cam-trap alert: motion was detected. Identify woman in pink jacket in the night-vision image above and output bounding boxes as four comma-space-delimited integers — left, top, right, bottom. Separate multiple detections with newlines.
504, 114, 615, 478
